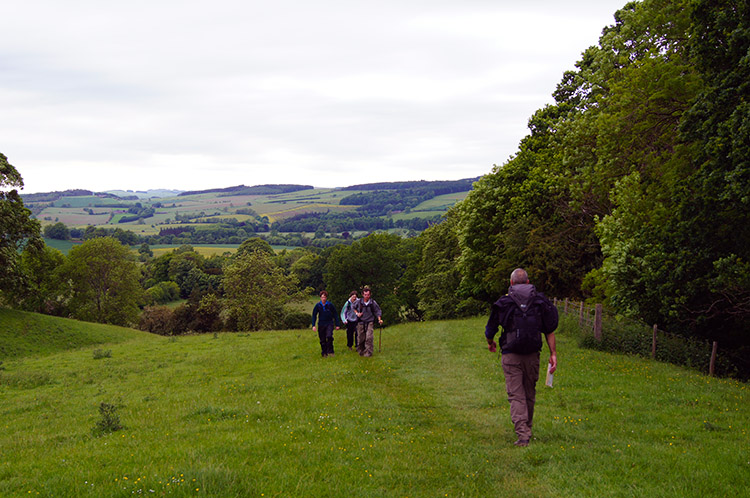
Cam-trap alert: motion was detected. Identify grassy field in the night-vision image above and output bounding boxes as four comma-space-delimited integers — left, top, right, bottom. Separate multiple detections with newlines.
149, 245, 241, 258
149, 245, 301, 258
32, 187, 471, 234
0, 312, 747, 497
34, 188, 364, 230
411, 191, 469, 212
0, 308, 155, 359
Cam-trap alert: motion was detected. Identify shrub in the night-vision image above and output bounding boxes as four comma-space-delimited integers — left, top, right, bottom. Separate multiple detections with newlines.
92, 402, 122, 436
139, 306, 175, 335
280, 310, 310, 330
146, 281, 181, 305
92, 349, 111, 359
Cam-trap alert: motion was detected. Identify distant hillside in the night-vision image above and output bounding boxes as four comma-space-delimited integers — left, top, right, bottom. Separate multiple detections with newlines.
179, 184, 314, 196
340, 177, 479, 192
337, 177, 478, 217
0, 308, 157, 360
105, 189, 184, 199
23, 178, 476, 247
21, 189, 121, 203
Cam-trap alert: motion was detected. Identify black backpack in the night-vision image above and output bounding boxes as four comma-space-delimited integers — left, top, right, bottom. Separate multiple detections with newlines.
502, 298, 544, 354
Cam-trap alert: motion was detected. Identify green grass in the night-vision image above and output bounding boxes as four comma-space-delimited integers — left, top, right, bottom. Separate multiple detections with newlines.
42, 238, 80, 254
0, 312, 747, 497
410, 191, 469, 212
0, 308, 155, 360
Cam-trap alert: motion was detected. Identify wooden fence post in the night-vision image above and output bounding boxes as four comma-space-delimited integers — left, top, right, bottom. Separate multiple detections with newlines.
710, 341, 718, 376
579, 301, 585, 327
564, 298, 569, 314
651, 324, 658, 359
594, 304, 603, 341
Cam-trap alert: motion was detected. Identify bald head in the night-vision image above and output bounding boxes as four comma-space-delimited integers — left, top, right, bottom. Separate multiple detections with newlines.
510, 268, 530, 285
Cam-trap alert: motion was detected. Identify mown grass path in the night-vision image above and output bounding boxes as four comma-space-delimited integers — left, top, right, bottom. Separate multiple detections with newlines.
0, 315, 747, 497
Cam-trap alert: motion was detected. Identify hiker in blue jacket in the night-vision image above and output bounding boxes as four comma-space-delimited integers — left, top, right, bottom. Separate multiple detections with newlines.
312, 290, 341, 357
340, 290, 360, 350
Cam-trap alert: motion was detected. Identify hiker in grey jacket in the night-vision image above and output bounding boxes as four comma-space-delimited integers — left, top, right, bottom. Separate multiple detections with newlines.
353, 286, 383, 357
485, 268, 558, 447
341, 291, 360, 350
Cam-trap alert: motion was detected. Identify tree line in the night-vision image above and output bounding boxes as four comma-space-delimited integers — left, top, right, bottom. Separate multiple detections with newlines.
449, 0, 749, 364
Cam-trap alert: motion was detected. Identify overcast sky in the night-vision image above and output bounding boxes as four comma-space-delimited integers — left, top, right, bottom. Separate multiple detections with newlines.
2, 0, 627, 194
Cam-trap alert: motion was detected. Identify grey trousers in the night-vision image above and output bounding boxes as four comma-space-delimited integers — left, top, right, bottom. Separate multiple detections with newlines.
501, 351, 540, 441
356, 321, 375, 356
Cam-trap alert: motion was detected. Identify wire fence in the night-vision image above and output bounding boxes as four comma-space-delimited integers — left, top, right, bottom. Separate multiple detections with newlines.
554, 298, 750, 381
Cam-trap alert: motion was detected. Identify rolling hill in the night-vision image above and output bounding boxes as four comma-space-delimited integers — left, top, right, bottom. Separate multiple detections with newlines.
0, 310, 746, 496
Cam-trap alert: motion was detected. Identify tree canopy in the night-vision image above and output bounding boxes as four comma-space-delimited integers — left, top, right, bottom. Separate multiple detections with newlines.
60, 237, 143, 325
0, 153, 42, 300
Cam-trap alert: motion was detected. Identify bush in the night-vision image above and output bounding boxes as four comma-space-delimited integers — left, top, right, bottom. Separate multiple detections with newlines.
146, 281, 181, 305
139, 306, 175, 335
92, 402, 122, 436
280, 310, 310, 330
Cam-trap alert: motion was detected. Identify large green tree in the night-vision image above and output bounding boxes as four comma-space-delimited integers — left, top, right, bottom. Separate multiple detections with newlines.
60, 237, 143, 325
224, 249, 299, 331
323, 233, 410, 323
0, 153, 42, 301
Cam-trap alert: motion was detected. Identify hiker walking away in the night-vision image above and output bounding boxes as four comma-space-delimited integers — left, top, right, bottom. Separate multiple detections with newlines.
485, 268, 558, 447
354, 286, 383, 357
341, 290, 360, 351
312, 290, 341, 357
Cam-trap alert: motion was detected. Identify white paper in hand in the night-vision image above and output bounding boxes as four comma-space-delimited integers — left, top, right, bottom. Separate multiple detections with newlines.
545, 362, 554, 387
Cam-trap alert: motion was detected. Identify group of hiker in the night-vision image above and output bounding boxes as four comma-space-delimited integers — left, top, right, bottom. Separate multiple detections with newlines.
311, 286, 383, 358
311, 268, 558, 448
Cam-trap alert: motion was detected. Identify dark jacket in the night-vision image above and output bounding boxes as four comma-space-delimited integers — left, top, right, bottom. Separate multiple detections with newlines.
354, 297, 381, 323
485, 284, 558, 354
312, 301, 341, 328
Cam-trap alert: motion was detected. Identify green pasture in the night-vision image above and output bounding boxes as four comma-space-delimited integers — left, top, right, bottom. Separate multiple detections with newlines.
388, 192, 469, 222
148, 244, 300, 258
0, 308, 154, 359
50, 196, 115, 208
0, 311, 747, 497
389, 211, 443, 222
149, 245, 240, 258
411, 191, 469, 212
42, 238, 80, 254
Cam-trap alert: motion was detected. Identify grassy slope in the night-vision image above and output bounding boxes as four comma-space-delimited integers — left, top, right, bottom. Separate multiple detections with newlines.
0, 313, 747, 497
0, 308, 156, 360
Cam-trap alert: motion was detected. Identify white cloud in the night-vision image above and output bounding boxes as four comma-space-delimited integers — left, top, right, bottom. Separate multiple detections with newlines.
0, 0, 629, 193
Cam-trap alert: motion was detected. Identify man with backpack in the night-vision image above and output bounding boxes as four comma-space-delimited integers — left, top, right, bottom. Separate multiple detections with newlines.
485, 268, 558, 447
354, 286, 383, 357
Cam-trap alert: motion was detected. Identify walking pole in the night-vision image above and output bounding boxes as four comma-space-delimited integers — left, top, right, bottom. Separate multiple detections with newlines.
378, 323, 384, 352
